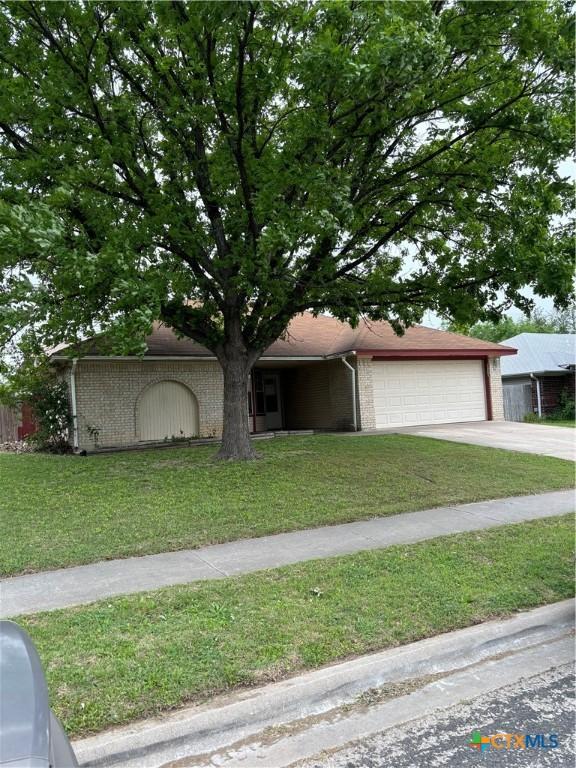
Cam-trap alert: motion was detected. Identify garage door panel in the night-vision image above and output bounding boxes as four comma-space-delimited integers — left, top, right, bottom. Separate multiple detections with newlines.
372, 360, 486, 429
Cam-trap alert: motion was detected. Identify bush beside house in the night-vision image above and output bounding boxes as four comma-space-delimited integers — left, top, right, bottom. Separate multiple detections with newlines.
0, 361, 70, 452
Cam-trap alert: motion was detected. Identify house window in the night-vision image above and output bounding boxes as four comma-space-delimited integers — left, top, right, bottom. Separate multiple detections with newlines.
253, 370, 265, 415
264, 376, 278, 412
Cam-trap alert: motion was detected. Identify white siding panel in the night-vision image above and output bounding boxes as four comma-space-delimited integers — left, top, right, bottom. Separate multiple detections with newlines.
138, 380, 199, 441
372, 360, 486, 429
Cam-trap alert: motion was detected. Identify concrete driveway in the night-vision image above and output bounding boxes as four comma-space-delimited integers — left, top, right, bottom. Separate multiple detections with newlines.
395, 421, 575, 461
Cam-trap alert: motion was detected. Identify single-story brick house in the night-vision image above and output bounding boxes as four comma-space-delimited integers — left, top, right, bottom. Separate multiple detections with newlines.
500, 333, 575, 421
51, 313, 515, 452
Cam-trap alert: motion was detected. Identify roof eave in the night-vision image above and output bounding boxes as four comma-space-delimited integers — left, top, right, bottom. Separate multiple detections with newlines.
502, 368, 574, 377
51, 353, 328, 362
354, 347, 517, 359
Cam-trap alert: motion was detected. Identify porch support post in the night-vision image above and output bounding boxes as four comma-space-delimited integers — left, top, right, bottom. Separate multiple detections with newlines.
341, 355, 358, 432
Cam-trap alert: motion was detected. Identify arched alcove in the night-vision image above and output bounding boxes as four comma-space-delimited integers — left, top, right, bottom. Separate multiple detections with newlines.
137, 380, 199, 441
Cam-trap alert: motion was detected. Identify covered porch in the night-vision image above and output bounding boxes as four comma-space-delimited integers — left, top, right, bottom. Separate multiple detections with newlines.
248, 358, 358, 434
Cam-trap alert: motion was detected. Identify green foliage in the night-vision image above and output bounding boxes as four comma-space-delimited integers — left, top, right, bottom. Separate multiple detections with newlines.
523, 386, 575, 424
523, 411, 540, 424
553, 389, 575, 421
0, 356, 70, 451
447, 307, 576, 342
28, 377, 70, 452
0, 0, 573, 364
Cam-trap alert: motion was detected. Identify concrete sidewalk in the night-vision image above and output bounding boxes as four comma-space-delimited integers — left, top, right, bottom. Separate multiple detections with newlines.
1, 489, 573, 618
72, 600, 575, 768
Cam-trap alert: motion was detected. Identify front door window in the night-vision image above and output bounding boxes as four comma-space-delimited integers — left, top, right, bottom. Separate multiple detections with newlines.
264, 376, 278, 413
262, 373, 282, 430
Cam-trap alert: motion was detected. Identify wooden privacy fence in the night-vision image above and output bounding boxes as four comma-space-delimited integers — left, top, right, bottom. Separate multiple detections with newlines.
0, 406, 20, 442
503, 383, 532, 422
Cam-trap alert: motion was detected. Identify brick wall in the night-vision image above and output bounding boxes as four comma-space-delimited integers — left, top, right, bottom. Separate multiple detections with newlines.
532, 373, 575, 416
71, 359, 223, 450
283, 359, 356, 431
487, 357, 505, 421
67, 353, 508, 450
356, 357, 376, 430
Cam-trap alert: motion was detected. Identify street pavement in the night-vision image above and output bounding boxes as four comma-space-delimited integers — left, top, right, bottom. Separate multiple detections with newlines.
303, 665, 575, 768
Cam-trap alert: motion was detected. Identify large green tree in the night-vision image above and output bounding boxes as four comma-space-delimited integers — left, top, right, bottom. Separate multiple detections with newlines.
0, 1, 573, 458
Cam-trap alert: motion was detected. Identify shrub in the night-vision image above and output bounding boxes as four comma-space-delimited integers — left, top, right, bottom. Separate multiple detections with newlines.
28, 377, 71, 452
0, 361, 71, 453
523, 411, 539, 423
552, 389, 575, 422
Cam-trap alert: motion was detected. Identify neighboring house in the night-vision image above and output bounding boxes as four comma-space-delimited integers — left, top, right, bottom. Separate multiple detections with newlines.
500, 333, 575, 421
50, 313, 515, 452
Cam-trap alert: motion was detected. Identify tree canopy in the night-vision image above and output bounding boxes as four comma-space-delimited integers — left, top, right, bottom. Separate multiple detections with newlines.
448, 306, 576, 342
0, 0, 573, 457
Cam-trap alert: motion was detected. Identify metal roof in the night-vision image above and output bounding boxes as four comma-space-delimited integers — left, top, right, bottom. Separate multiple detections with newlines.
500, 333, 575, 377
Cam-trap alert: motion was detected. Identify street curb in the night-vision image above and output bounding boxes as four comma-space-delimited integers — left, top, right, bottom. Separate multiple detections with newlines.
73, 600, 575, 768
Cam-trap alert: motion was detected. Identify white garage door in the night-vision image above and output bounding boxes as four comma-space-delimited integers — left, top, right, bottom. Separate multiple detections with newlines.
137, 380, 199, 441
372, 360, 486, 429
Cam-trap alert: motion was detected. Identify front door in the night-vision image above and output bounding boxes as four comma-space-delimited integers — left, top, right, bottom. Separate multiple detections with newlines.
263, 374, 283, 430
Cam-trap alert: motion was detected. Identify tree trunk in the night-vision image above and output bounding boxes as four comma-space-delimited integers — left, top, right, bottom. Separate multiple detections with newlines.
216, 353, 258, 461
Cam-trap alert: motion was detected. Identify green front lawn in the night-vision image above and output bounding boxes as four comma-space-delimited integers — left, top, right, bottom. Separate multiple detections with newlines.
21, 515, 574, 737
1, 435, 573, 576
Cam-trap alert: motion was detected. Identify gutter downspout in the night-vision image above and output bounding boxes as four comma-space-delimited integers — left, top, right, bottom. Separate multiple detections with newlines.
341, 354, 358, 432
70, 358, 79, 452
530, 373, 542, 417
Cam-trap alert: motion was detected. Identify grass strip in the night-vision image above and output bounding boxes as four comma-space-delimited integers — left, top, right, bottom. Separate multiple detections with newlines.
528, 419, 575, 428
19, 513, 575, 738
2, 434, 574, 575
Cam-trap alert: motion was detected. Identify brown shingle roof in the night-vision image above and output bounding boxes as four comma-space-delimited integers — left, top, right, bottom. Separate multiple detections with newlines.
144, 313, 515, 358
51, 312, 515, 359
